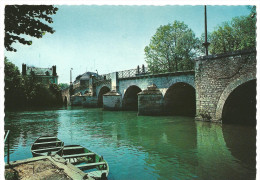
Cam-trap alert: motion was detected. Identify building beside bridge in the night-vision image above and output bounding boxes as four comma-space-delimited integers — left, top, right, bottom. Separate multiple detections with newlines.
62, 49, 256, 125
22, 64, 58, 85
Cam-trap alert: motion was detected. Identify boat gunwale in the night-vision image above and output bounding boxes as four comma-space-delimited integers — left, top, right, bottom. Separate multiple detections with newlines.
31, 136, 64, 157
62, 145, 109, 178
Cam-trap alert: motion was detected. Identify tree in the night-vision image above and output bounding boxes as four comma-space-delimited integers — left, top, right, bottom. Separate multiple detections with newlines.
208, 14, 256, 55
58, 83, 69, 90
144, 21, 199, 73
4, 58, 25, 108
5, 5, 58, 52
5, 58, 63, 109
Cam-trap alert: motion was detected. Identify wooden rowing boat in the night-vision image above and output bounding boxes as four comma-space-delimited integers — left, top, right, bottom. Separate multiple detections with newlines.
31, 136, 64, 157
62, 145, 109, 179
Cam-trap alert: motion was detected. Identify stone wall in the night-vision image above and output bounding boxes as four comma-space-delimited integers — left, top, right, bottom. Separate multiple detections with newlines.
118, 71, 195, 98
138, 84, 164, 115
195, 49, 256, 122
103, 91, 122, 110
82, 96, 98, 108
61, 87, 70, 105
71, 96, 86, 106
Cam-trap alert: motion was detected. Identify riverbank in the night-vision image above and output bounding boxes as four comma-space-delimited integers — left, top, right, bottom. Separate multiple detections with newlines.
5, 155, 91, 180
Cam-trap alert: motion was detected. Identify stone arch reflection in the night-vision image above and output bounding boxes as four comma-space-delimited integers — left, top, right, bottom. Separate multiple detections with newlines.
195, 121, 255, 179
222, 124, 256, 172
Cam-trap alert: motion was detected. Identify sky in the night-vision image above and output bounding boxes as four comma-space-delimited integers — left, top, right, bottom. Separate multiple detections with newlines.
4, 5, 252, 84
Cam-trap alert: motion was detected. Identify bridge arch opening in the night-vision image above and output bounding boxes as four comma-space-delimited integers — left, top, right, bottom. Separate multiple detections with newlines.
222, 79, 256, 126
63, 96, 68, 106
98, 86, 110, 107
123, 85, 142, 111
164, 82, 195, 116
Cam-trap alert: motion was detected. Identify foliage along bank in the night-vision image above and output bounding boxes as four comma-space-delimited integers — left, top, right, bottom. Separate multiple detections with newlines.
4, 58, 63, 110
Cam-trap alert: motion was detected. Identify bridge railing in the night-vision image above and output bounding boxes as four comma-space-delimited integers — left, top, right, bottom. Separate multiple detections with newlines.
118, 65, 149, 79
100, 73, 112, 80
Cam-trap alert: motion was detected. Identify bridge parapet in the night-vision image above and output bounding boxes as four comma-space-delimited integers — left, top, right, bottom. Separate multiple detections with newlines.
100, 73, 112, 80
195, 49, 256, 122
118, 65, 149, 79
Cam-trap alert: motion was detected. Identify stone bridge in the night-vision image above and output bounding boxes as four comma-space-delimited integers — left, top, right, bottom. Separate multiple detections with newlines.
61, 87, 70, 106
195, 49, 256, 124
63, 49, 256, 124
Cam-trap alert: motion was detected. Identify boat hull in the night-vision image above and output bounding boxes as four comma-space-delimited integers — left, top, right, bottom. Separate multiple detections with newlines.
31, 136, 64, 157
62, 145, 109, 179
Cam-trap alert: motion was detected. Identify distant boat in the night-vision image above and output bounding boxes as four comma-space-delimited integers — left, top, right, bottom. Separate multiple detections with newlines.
31, 136, 64, 157
62, 145, 109, 179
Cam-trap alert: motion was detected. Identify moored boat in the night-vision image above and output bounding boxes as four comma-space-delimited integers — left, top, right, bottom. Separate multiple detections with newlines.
31, 136, 64, 157
62, 145, 109, 179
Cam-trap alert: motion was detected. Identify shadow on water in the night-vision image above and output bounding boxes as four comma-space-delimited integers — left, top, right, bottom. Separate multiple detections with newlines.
195, 121, 256, 180
222, 124, 256, 170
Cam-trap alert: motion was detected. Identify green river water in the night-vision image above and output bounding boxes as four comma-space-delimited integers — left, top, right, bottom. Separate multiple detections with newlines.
4, 107, 256, 180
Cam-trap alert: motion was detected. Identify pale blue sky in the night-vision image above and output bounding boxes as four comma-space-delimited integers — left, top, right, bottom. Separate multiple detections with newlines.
5, 5, 251, 83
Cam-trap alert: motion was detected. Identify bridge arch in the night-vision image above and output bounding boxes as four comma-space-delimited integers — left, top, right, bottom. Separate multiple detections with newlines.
164, 82, 196, 116
63, 96, 68, 106
216, 74, 256, 125
98, 86, 111, 107
122, 85, 142, 110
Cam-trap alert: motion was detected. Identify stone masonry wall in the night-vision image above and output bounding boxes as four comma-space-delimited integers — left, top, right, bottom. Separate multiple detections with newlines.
82, 96, 98, 108
138, 84, 164, 115
195, 50, 256, 122
103, 91, 122, 110
71, 96, 86, 106
61, 87, 70, 105
118, 72, 195, 98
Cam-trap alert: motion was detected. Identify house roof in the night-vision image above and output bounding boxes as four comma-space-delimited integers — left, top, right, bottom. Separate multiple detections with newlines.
26, 66, 53, 76
74, 72, 99, 83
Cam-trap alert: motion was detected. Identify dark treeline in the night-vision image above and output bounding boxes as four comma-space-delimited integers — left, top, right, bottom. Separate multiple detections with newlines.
4, 58, 63, 110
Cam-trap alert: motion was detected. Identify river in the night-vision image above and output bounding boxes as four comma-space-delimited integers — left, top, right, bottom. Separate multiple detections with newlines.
4, 107, 256, 180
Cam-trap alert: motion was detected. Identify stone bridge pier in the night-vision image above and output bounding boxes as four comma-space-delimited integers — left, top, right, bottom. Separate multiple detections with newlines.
195, 50, 256, 124
61, 87, 70, 106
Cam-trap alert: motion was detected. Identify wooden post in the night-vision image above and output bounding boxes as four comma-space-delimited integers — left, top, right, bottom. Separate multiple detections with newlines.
7, 132, 10, 164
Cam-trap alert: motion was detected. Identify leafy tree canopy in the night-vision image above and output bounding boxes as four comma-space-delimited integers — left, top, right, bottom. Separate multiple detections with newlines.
204, 7, 256, 55
58, 83, 70, 90
144, 21, 199, 74
4, 57, 63, 109
5, 5, 58, 52
4, 57, 23, 90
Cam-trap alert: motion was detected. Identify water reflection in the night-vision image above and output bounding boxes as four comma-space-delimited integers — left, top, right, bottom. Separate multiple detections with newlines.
5, 110, 60, 161
222, 124, 256, 170
195, 121, 255, 180
4, 108, 256, 179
